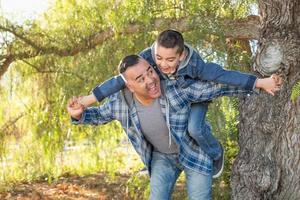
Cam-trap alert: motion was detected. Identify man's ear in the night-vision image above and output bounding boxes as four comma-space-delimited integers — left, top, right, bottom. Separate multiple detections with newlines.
126, 81, 135, 93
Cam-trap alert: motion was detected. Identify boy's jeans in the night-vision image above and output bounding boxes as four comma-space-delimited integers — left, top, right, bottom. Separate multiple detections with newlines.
150, 151, 212, 200
188, 103, 222, 160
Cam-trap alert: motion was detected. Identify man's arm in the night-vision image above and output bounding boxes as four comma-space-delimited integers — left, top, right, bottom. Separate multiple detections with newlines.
67, 96, 116, 125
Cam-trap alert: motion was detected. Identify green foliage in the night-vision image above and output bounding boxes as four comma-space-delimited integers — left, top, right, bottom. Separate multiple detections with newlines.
291, 81, 300, 102
0, 0, 256, 198
126, 174, 150, 199
207, 97, 240, 192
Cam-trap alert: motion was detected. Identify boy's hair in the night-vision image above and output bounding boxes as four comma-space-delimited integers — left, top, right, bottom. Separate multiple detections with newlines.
156, 29, 184, 54
118, 55, 141, 74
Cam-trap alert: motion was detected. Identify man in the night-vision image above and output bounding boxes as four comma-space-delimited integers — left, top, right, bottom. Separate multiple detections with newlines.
68, 55, 281, 199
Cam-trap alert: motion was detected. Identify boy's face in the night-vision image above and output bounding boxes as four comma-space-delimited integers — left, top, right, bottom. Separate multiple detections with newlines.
124, 58, 161, 101
155, 44, 185, 75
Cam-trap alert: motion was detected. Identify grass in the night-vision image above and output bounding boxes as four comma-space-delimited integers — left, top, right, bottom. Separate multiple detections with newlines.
0, 124, 231, 199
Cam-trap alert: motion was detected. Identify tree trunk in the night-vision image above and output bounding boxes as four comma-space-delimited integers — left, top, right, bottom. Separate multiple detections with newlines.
231, 0, 300, 199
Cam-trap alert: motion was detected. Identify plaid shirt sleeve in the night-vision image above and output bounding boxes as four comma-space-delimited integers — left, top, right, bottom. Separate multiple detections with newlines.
184, 81, 253, 103
72, 98, 117, 125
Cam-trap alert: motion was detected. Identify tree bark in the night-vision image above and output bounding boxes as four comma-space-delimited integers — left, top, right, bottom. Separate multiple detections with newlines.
231, 0, 300, 199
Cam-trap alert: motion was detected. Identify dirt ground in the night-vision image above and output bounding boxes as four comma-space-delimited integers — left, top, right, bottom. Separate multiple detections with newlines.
0, 172, 186, 200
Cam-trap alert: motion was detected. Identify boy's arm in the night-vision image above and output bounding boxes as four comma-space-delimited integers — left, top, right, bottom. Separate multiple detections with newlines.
184, 81, 252, 103
192, 53, 283, 94
194, 58, 257, 90
80, 75, 126, 107
79, 94, 97, 108
185, 76, 281, 103
255, 75, 282, 96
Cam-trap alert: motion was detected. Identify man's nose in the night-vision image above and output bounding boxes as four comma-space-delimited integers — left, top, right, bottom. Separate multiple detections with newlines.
145, 74, 154, 84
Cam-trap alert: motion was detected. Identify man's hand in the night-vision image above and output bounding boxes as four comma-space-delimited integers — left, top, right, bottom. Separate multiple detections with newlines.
255, 74, 283, 96
67, 97, 85, 120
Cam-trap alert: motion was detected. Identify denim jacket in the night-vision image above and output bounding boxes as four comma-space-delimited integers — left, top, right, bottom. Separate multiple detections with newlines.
92, 43, 257, 101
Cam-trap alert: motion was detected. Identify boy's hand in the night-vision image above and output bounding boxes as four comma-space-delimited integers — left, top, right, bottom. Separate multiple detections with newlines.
271, 74, 283, 86
67, 97, 85, 120
255, 74, 283, 96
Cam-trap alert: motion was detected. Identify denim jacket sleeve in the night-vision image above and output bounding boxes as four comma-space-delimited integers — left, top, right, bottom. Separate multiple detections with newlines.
186, 51, 257, 90
92, 76, 125, 102
139, 47, 156, 66
91, 47, 156, 103
183, 81, 253, 103
72, 99, 116, 125
199, 62, 257, 90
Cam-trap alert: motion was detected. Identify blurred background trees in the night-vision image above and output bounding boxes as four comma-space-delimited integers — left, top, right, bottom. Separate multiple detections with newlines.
1, 0, 298, 199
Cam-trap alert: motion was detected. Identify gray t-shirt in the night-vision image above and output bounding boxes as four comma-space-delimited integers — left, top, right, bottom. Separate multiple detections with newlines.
135, 98, 178, 154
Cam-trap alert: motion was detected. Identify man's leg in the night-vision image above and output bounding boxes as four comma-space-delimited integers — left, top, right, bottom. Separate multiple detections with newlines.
185, 167, 213, 200
150, 151, 181, 200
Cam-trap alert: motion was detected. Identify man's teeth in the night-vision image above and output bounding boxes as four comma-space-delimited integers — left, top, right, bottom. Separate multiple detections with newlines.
148, 84, 157, 91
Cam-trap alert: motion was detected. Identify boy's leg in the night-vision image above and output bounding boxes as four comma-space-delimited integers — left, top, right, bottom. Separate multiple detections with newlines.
149, 151, 181, 200
185, 167, 213, 200
188, 103, 224, 178
188, 103, 221, 160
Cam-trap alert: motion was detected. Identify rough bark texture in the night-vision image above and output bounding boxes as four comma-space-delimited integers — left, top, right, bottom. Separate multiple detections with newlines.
231, 0, 300, 199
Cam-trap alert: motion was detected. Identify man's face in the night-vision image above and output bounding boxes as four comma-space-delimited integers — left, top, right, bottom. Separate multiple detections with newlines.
155, 44, 185, 75
124, 58, 161, 102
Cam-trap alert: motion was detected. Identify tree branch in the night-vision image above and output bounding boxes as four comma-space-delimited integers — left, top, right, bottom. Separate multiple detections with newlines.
0, 55, 14, 79
0, 23, 41, 50
0, 15, 260, 80
21, 59, 85, 80
223, 15, 260, 40
0, 113, 25, 134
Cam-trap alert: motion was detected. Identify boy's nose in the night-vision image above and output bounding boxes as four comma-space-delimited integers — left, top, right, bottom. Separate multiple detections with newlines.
160, 60, 168, 69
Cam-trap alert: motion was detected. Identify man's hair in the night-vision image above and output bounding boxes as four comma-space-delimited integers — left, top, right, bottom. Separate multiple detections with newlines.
156, 29, 184, 54
118, 55, 141, 74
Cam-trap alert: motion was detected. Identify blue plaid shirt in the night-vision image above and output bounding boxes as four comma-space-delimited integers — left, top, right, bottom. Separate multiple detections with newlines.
73, 80, 252, 175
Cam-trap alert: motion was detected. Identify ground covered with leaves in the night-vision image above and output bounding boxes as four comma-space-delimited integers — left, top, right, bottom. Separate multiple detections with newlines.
0, 172, 187, 200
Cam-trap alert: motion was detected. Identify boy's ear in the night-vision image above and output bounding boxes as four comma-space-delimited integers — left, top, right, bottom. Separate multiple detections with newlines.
179, 51, 186, 62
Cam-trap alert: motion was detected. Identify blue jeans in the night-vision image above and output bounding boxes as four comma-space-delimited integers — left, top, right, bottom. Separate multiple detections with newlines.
188, 103, 221, 160
150, 151, 212, 200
